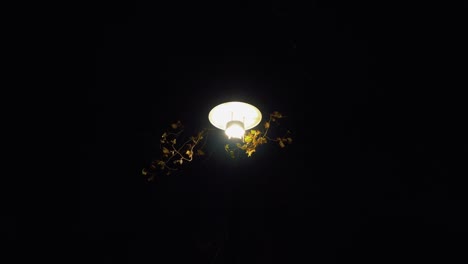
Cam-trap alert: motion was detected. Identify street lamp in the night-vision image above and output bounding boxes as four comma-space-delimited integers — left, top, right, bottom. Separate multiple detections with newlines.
208, 101, 262, 139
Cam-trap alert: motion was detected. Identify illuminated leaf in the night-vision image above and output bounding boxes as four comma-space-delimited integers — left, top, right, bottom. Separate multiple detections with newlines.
171, 121, 182, 129
179, 159, 183, 165
161, 133, 167, 138
157, 160, 165, 169
236, 143, 242, 148
162, 147, 170, 154
142, 168, 147, 175
244, 135, 253, 143
264, 121, 270, 129
272, 111, 283, 118
197, 131, 204, 139
171, 139, 176, 144
196, 149, 205, 156
258, 137, 267, 144
230, 151, 235, 159
225, 144, 229, 152
246, 148, 256, 157
287, 137, 293, 144
279, 140, 285, 148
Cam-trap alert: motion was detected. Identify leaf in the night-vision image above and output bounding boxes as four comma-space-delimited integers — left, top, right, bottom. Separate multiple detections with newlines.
162, 147, 170, 154
196, 149, 205, 156
157, 160, 165, 169
161, 132, 167, 138
244, 135, 253, 143
264, 121, 270, 129
272, 111, 283, 118
142, 168, 147, 175
225, 144, 230, 152
246, 148, 256, 157
171, 121, 182, 129
279, 140, 285, 148
186, 150, 193, 159
197, 131, 204, 138
230, 150, 235, 159
287, 137, 293, 144
171, 139, 177, 145
179, 159, 183, 165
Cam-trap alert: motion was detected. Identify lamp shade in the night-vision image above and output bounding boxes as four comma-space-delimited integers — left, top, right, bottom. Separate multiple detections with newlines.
208, 101, 262, 138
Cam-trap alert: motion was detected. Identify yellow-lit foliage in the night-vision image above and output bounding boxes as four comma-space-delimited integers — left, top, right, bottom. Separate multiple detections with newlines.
142, 112, 292, 181
225, 111, 292, 158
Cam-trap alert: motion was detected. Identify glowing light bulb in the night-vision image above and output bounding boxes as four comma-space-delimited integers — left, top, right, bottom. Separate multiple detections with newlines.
208, 102, 262, 139
225, 120, 245, 139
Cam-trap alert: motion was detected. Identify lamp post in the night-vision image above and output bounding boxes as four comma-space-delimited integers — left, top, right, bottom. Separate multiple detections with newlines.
208, 101, 262, 139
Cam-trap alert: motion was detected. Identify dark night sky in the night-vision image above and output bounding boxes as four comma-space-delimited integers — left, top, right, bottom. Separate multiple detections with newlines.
75, 2, 467, 263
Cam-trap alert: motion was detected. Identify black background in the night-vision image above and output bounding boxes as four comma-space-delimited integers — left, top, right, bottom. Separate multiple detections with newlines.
46, 2, 467, 263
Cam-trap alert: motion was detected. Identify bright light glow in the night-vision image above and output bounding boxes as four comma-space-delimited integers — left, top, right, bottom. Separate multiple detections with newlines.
208, 101, 262, 138
225, 120, 245, 139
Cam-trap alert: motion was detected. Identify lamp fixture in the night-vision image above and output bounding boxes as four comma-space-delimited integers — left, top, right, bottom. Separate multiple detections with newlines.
208, 101, 262, 139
